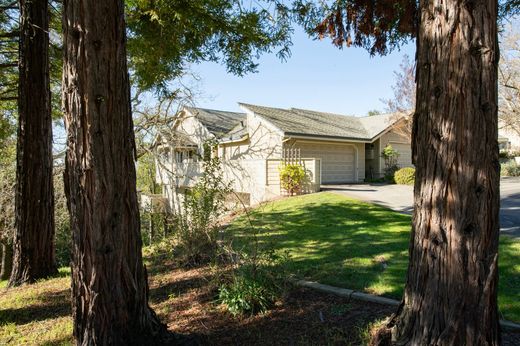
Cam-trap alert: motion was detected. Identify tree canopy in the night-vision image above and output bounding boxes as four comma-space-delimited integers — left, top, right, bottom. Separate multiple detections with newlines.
126, 0, 293, 93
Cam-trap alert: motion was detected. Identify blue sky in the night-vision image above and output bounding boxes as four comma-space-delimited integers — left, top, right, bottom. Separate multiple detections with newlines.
192, 27, 416, 116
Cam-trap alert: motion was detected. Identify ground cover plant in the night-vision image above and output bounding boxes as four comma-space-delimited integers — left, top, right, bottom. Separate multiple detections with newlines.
226, 192, 520, 323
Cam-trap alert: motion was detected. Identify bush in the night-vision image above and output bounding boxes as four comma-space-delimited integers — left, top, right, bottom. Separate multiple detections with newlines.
176, 142, 232, 266
394, 167, 415, 185
381, 145, 400, 183
218, 273, 277, 316
279, 163, 306, 195
499, 150, 511, 159
501, 161, 520, 177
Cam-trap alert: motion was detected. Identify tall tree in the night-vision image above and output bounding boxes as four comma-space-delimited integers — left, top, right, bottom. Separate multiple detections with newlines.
295, 0, 507, 343
62, 0, 168, 343
389, 1, 500, 343
9, 0, 56, 286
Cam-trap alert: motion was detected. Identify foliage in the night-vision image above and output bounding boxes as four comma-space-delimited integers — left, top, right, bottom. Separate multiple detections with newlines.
381, 145, 400, 183
279, 163, 306, 195
499, 22, 520, 140
54, 165, 71, 268
293, 0, 416, 55
367, 109, 382, 116
499, 150, 512, 159
175, 143, 232, 265
394, 167, 415, 185
125, 0, 293, 92
226, 192, 520, 322
0, 139, 15, 247
137, 152, 161, 194
219, 272, 277, 316
381, 54, 415, 140
501, 160, 520, 177
220, 222, 290, 316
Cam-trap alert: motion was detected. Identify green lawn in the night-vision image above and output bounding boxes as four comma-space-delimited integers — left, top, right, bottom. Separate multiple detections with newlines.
227, 192, 520, 322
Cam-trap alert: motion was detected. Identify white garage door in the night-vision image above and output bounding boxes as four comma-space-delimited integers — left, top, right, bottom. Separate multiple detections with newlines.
390, 142, 413, 168
297, 143, 356, 183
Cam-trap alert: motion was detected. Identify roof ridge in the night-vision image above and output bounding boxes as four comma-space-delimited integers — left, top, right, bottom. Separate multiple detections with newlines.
185, 106, 245, 115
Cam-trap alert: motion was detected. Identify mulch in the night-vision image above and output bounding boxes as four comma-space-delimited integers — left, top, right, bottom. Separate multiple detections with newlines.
148, 264, 520, 345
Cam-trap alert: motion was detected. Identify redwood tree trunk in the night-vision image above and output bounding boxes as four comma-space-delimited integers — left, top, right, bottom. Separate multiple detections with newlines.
62, 0, 167, 344
0, 242, 13, 280
386, 0, 501, 344
9, 0, 56, 287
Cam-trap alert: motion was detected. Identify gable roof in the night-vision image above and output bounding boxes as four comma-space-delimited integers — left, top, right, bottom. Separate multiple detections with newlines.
239, 103, 401, 141
184, 107, 246, 136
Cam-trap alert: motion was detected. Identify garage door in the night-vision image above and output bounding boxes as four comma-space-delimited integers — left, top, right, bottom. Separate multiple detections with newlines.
297, 143, 356, 183
390, 142, 413, 168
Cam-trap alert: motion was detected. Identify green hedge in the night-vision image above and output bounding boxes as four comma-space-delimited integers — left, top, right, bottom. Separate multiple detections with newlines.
394, 167, 415, 185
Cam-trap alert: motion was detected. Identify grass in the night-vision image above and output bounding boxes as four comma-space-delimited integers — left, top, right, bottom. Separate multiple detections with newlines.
227, 191, 520, 322
0, 271, 72, 345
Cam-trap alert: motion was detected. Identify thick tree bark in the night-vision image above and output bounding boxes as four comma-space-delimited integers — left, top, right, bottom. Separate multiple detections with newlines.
62, 0, 168, 344
383, 0, 501, 345
0, 242, 13, 280
9, 0, 56, 287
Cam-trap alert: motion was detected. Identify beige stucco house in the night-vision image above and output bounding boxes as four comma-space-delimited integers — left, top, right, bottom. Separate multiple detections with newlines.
155, 103, 412, 208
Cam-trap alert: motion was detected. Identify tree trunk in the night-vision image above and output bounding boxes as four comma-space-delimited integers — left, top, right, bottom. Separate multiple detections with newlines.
9, 0, 56, 287
62, 0, 168, 344
384, 0, 501, 344
0, 242, 13, 280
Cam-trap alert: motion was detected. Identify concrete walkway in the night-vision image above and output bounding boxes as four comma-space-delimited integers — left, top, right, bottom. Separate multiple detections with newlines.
323, 177, 520, 239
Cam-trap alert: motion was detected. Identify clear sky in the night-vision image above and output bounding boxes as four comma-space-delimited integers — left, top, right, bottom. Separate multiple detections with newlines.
191, 27, 416, 116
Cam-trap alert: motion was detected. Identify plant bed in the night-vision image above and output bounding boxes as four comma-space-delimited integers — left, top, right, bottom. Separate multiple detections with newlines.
1, 255, 520, 345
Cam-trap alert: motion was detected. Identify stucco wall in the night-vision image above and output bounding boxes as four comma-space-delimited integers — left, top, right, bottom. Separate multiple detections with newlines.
378, 130, 412, 175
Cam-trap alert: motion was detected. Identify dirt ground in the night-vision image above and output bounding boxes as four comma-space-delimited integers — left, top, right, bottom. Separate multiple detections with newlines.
147, 260, 520, 346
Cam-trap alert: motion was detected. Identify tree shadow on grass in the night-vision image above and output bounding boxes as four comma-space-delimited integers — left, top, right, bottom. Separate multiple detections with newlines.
228, 196, 414, 299
0, 289, 70, 325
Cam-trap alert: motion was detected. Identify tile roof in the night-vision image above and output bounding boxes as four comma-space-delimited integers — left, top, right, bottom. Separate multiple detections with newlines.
185, 107, 246, 136
239, 103, 402, 141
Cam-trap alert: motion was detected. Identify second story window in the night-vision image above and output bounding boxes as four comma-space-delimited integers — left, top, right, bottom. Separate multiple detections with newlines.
175, 151, 184, 163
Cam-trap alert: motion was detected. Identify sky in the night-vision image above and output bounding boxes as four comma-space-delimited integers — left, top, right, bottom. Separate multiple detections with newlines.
191, 27, 416, 117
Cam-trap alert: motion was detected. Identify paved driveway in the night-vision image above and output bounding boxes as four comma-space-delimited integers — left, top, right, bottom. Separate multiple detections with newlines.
324, 177, 520, 238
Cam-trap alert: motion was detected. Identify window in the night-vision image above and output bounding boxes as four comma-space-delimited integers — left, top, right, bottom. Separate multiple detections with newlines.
175, 151, 184, 163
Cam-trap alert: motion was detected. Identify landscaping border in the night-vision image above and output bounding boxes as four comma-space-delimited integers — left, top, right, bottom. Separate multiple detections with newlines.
293, 279, 520, 331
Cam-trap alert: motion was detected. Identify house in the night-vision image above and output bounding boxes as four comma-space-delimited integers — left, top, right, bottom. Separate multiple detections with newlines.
155, 103, 413, 208
498, 126, 520, 151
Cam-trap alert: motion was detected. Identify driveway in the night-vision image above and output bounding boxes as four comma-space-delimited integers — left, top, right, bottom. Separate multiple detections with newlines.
323, 177, 520, 239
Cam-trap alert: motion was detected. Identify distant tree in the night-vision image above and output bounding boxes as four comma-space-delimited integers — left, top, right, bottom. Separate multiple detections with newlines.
9, 0, 56, 287
499, 22, 520, 139
381, 54, 415, 140
0, 139, 15, 280
296, 0, 506, 343
367, 109, 381, 116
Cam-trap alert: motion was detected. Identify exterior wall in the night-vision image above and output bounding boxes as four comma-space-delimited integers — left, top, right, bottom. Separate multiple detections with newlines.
499, 126, 520, 150
284, 139, 365, 183
266, 158, 321, 194
378, 130, 412, 177
156, 110, 286, 208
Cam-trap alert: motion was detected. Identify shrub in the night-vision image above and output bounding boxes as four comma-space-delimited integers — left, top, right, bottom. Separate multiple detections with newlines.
381, 145, 400, 183
279, 163, 306, 195
175, 142, 232, 266
394, 167, 415, 185
499, 150, 511, 159
218, 273, 277, 316
501, 161, 520, 177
